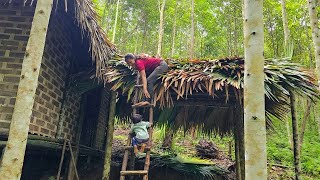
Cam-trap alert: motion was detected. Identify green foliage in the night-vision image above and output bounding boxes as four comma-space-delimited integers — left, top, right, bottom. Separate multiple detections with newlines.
267, 101, 320, 178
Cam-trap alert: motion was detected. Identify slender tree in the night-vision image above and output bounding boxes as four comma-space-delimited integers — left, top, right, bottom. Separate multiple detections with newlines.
281, 0, 290, 47
307, 0, 320, 139
243, 0, 267, 179
112, 0, 121, 43
157, 0, 166, 57
307, 0, 320, 87
189, 0, 195, 59
171, 0, 178, 58
290, 92, 301, 180
0, 0, 53, 178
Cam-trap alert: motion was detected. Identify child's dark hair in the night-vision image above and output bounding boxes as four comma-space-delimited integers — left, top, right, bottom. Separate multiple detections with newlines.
124, 53, 136, 62
131, 114, 143, 124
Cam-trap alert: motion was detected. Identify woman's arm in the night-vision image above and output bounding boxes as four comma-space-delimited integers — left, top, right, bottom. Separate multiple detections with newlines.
140, 70, 151, 98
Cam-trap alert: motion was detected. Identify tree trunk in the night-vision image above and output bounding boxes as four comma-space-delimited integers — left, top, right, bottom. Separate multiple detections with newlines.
106, 0, 115, 34
243, 0, 267, 179
103, 91, 117, 180
0, 0, 53, 179
112, 0, 121, 43
298, 99, 311, 153
189, 0, 195, 59
290, 92, 301, 180
307, 0, 320, 140
307, 0, 320, 88
170, 0, 178, 58
101, 0, 109, 26
157, 0, 166, 57
281, 0, 290, 47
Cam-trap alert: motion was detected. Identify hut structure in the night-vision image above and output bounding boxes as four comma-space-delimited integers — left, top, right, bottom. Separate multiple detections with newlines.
71, 56, 319, 179
0, 0, 319, 179
0, 0, 116, 178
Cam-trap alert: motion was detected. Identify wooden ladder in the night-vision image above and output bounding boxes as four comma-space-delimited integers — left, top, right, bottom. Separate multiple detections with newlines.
120, 74, 154, 180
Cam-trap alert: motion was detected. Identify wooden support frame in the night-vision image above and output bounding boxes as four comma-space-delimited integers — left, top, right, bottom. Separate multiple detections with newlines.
0, 0, 53, 179
67, 94, 88, 180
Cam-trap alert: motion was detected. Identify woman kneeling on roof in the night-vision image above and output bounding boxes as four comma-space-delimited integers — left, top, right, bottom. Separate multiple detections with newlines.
125, 53, 169, 107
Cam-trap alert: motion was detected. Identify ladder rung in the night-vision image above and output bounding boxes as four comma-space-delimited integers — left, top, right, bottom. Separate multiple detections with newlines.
120, 170, 148, 176
131, 104, 154, 108
124, 146, 151, 151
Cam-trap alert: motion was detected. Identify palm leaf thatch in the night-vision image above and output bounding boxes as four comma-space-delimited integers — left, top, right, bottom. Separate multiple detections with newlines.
102, 57, 319, 135
135, 154, 232, 180
3, 0, 118, 77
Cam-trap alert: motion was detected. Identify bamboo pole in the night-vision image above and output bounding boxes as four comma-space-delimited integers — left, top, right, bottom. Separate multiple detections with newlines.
290, 92, 301, 180
68, 141, 80, 180
67, 94, 87, 180
56, 137, 67, 180
0, 1, 53, 179
103, 91, 117, 180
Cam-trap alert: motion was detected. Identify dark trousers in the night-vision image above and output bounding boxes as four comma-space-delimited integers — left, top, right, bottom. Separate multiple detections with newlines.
132, 137, 149, 146
146, 60, 168, 102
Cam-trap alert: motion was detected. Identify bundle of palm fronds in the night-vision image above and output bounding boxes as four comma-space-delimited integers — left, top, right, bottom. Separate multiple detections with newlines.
136, 154, 232, 180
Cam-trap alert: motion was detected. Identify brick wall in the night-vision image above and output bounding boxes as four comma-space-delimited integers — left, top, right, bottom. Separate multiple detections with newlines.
0, 2, 109, 147
0, 4, 34, 132
28, 7, 86, 142
94, 89, 110, 150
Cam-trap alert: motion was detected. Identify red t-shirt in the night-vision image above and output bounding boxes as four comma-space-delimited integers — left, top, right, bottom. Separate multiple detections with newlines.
135, 57, 161, 74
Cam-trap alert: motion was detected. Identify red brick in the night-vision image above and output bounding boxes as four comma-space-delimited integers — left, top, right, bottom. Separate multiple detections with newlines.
36, 119, 45, 126
0, 10, 17, 15
0, 121, 11, 129
5, 114, 12, 120
6, 63, 21, 69
47, 123, 55, 131
0, 106, 14, 113
0, 22, 14, 27
9, 98, 15, 105
4, 28, 22, 34
40, 128, 49, 134
1, 40, 19, 46
14, 35, 29, 41
0, 33, 10, 39
32, 111, 41, 118
9, 51, 24, 58
8, 16, 27, 22
3, 75, 20, 83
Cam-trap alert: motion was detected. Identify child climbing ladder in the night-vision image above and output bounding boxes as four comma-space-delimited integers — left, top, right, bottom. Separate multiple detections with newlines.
130, 114, 152, 156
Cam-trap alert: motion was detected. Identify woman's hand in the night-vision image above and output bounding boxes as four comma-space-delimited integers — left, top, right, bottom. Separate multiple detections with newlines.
143, 88, 151, 98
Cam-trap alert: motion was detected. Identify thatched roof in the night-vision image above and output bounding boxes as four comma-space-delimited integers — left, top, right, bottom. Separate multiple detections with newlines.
3, 0, 118, 76
99, 57, 319, 135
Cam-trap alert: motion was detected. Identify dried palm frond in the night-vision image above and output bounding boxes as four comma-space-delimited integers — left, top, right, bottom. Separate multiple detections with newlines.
101, 57, 319, 135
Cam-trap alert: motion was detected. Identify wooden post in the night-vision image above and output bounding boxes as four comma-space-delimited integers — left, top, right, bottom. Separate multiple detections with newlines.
233, 103, 243, 180
142, 106, 154, 180
290, 92, 301, 180
102, 91, 117, 180
0, 0, 53, 179
239, 103, 245, 180
67, 94, 88, 180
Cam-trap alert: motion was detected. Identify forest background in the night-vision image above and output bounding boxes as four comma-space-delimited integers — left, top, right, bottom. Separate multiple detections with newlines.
93, 0, 320, 179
